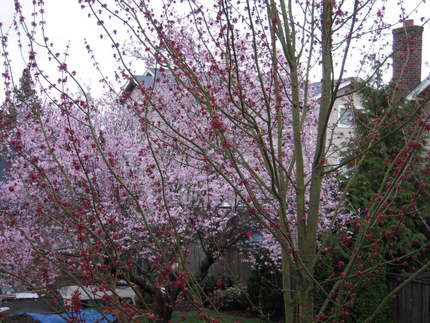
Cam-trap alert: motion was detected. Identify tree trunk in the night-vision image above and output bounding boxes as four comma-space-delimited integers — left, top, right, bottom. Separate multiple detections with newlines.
152, 289, 175, 323
282, 249, 295, 323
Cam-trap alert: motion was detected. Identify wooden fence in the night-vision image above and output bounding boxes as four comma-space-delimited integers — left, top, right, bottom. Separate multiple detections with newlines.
388, 273, 430, 323
187, 245, 253, 283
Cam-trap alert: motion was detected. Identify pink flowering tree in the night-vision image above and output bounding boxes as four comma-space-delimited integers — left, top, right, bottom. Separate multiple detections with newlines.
1, 0, 430, 322
0, 70, 262, 320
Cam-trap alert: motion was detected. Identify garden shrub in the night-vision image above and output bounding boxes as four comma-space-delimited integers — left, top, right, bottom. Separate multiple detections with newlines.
349, 254, 394, 323
213, 285, 248, 310
246, 250, 284, 321
313, 245, 394, 322
200, 274, 234, 295
313, 251, 335, 315
199, 274, 235, 309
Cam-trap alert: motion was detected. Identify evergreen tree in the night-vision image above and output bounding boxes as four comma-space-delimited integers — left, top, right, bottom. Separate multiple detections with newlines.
13, 68, 39, 115
342, 84, 430, 270
14, 68, 35, 102
1, 68, 38, 179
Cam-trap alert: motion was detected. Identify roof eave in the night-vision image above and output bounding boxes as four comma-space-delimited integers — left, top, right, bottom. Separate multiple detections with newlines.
406, 76, 430, 101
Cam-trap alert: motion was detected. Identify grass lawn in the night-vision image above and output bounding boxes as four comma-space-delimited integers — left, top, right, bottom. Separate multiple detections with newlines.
170, 311, 269, 322
131, 310, 270, 322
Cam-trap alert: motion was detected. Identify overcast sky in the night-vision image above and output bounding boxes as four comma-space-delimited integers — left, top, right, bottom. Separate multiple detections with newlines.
0, 0, 131, 97
1, 0, 429, 101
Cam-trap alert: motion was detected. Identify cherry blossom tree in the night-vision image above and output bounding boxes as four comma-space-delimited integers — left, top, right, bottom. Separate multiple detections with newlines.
0, 84, 259, 320
1, 0, 430, 322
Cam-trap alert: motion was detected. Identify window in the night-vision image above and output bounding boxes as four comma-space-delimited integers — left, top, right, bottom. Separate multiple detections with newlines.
338, 106, 354, 127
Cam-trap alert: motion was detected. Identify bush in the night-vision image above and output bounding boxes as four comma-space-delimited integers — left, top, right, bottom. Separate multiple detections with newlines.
199, 274, 235, 308
213, 286, 248, 310
349, 255, 394, 323
313, 247, 394, 322
313, 251, 335, 315
246, 251, 284, 320
200, 274, 234, 295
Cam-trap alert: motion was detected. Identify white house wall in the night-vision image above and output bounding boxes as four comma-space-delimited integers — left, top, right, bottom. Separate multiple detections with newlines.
325, 91, 361, 166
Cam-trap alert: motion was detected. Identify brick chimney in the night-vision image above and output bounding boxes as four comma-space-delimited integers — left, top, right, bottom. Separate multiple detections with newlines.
392, 19, 423, 99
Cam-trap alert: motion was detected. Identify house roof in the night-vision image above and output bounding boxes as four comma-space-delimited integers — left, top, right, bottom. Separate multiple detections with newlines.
122, 68, 175, 95
309, 77, 363, 99
0, 157, 7, 181
406, 74, 430, 101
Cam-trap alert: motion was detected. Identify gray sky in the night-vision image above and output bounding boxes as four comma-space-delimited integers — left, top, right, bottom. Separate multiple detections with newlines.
1, 0, 429, 100
0, 0, 130, 97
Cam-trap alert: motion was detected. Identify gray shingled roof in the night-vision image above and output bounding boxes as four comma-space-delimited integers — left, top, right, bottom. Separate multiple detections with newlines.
308, 77, 362, 98
0, 157, 7, 181
124, 68, 175, 94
